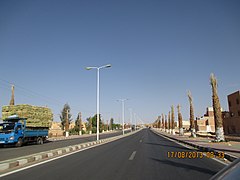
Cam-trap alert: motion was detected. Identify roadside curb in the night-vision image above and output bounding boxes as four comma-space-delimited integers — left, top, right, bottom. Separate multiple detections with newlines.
151, 129, 238, 162
48, 130, 119, 141
0, 130, 140, 172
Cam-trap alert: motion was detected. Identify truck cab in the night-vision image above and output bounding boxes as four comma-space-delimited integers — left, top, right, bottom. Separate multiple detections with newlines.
0, 121, 23, 145
0, 115, 48, 147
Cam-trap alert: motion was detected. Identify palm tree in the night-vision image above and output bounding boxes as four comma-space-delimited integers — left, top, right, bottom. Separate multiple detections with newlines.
60, 103, 72, 131
157, 116, 161, 129
87, 117, 92, 134
177, 104, 184, 136
171, 105, 175, 135
210, 73, 225, 142
162, 113, 165, 130
165, 115, 168, 132
168, 111, 171, 134
187, 91, 196, 137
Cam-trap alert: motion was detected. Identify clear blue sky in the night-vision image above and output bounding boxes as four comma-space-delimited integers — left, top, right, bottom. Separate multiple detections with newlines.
0, 0, 240, 124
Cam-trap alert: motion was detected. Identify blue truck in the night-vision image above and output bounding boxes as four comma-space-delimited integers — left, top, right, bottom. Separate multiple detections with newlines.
0, 115, 48, 147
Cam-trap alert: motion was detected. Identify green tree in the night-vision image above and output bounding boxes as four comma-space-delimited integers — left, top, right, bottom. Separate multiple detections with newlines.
109, 118, 114, 130
60, 103, 72, 130
210, 73, 225, 142
75, 112, 82, 133
112, 123, 121, 130
86, 117, 92, 133
86, 114, 103, 133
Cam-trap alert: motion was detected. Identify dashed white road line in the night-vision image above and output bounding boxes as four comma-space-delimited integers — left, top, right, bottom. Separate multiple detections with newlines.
129, 151, 137, 160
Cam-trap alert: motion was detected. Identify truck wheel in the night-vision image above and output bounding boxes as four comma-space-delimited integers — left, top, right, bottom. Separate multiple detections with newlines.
37, 137, 43, 145
16, 138, 23, 147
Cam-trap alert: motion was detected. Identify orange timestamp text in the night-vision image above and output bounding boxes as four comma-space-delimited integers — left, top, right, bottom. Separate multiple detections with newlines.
167, 151, 225, 159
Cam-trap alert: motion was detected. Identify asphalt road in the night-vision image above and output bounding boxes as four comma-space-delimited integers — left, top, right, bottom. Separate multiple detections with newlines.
0, 130, 130, 161
1, 128, 225, 180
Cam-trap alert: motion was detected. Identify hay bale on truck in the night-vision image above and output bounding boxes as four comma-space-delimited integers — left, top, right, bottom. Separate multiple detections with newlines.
2, 104, 53, 128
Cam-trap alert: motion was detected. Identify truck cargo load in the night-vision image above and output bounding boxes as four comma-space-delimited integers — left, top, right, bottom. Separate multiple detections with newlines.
2, 104, 53, 128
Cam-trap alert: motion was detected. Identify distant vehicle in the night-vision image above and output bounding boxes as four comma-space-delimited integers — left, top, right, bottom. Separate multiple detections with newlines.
210, 158, 240, 180
0, 115, 48, 147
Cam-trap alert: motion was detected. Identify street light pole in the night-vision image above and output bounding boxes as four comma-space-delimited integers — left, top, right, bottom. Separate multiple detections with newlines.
128, 108, 133, 132
86, 64, 111, 141
117, 99, 128, 135
96, 67, 100, 140
134, 113, 137, 131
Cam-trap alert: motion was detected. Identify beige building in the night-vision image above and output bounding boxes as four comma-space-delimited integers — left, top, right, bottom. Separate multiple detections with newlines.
49, 122, 64, 137
196, 107, 216, 132
176, 120, 190, 130
49, 121, 87, 137
223, 90, 240, 134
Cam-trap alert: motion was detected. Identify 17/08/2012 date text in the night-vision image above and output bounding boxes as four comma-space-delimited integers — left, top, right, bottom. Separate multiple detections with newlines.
167, 151, 225, 159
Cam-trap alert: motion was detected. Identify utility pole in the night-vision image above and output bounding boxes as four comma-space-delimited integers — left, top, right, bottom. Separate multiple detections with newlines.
9, 84, 15, 105
65, 109, 69, 137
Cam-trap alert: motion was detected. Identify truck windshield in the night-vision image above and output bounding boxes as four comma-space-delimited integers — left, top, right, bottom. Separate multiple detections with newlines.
0, 123, 15, 133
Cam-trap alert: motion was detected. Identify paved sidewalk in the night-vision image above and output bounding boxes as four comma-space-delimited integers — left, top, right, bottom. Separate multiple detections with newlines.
152, 128, 240, 162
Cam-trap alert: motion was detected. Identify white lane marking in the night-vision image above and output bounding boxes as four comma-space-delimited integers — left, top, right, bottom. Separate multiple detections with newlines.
129, 151, 137, 160
140, 140, 142, 143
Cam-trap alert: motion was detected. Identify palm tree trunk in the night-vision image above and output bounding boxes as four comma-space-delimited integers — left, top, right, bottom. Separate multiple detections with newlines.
188, 91, 196, 138
162, 113, 165, 131
89, 117, 92, 134
171, 105, 175, 135
210, 73, 225, 141
168, 111, 171, 133
177, 104, 184, 136
165, 115, 168, 132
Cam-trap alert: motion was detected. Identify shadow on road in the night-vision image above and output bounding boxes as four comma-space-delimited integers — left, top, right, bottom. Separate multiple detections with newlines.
145, 142, 190, 151
149, 157, 218, 175
211, 148, 240, 154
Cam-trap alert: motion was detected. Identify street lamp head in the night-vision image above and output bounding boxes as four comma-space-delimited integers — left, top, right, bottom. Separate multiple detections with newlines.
100, 64, 112, 69
105, 64, 111, 68
85, 67, 93, 70
117, 98, 128, 102
86, 66, 97, 70
86, 64, 111, 70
